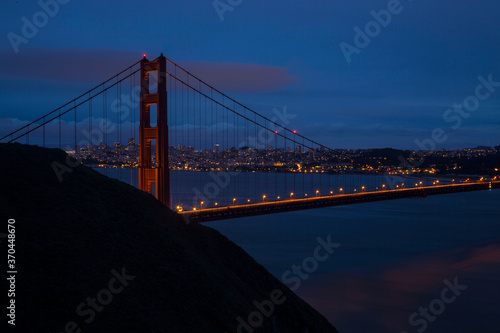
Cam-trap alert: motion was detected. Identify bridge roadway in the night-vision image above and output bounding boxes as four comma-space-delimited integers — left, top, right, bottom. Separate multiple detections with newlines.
180, 181, 500, 223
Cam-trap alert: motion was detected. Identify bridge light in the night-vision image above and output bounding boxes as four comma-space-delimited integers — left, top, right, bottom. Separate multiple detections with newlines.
200, 201, 204, 208
305, 193, 308, 197
361, 186, 365, 191
290, 192, 294, 198
316, 190, 319, 196
275, 131, 278, 134
193, 207, 197, 211
215, 202, 218, 206
247, 199, 251, 203
143, 53, 147, 58
277, 196, 280, 200
330, 191, 333, 195
263, 195, 266, 201
339, 188, 343, 192
233, 198, 236, 204
293, 130, 297, 134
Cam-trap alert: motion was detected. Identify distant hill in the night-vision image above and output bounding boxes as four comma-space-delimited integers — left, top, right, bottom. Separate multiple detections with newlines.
0, 143, 338, 333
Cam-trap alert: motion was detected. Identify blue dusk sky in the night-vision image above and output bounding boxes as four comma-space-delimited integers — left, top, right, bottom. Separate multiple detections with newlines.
0, 0, 499, 149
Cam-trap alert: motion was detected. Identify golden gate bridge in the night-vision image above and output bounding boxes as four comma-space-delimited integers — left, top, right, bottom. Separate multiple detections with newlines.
2, 54, 499, 222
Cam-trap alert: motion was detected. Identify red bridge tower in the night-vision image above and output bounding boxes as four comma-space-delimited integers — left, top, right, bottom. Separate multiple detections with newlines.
138, 54, 170, 208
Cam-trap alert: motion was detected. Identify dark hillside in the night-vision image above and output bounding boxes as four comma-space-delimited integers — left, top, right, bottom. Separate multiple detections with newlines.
0, 143, 338, 333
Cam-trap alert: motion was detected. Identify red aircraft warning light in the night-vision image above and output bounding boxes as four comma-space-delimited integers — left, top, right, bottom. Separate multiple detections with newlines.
293, 130, 297, 134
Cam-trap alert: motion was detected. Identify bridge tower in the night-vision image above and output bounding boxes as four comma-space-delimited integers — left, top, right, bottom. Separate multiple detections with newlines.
138, 54, 170, 208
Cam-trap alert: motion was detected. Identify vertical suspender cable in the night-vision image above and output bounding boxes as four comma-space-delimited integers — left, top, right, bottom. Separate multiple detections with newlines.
43, 116, 46, 148
89, 94, 92, 147
74, 101, 77, 152
234, 101, 237, 203
58, 108, 61, 149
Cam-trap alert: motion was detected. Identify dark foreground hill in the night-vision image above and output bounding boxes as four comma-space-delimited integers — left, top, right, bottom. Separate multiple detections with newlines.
0, 143, 338, 333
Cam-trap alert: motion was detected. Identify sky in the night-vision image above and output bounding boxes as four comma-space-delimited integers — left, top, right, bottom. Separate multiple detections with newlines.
0, 0, 499, 149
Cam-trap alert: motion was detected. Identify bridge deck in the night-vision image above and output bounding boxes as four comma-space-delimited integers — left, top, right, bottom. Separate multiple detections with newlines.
180, 181, 500, 223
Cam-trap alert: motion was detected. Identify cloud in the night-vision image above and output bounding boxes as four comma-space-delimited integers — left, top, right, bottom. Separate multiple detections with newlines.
0, 48, 140, 84
0, 48, 296, 93
176, 61, 296, 93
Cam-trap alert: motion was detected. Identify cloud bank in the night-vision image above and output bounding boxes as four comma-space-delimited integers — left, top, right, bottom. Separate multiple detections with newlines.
0, 48, 295, 93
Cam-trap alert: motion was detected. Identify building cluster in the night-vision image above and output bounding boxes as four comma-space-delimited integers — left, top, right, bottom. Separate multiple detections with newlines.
67, 139, 499, 176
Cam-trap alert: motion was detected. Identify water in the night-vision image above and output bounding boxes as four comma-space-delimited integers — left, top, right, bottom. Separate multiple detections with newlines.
95, 167, 500, 332
94, 167, 437, 209
208, 190, 500, 333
